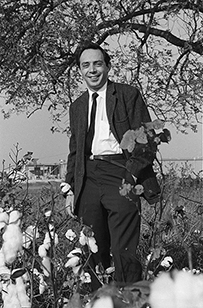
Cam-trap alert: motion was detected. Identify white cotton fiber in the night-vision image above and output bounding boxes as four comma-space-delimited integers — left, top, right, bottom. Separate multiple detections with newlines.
2, 224, 23, 264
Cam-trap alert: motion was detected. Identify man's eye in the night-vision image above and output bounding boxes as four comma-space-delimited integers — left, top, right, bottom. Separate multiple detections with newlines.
82, 63, 89, 68
95, 62, 103, 66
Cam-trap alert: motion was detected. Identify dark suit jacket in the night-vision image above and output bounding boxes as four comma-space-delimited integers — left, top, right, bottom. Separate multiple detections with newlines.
65, 80, 154, 207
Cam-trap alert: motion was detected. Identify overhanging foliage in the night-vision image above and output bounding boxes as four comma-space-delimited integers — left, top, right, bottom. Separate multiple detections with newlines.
0, 0, 202, 132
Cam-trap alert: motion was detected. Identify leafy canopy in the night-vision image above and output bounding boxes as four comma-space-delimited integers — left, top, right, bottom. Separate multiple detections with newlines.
0, 0, 203, 132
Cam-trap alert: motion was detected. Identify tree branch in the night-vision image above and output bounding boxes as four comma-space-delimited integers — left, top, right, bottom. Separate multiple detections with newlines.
128, 23, 203, 55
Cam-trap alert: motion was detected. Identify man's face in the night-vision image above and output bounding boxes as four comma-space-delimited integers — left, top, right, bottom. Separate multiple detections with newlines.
79, 48, 111, 91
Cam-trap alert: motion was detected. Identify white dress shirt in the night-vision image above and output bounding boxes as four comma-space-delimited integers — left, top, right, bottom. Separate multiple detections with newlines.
87, 83, 122, 155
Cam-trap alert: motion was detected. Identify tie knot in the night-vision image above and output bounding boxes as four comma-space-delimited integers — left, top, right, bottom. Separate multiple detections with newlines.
92, 92, 98, 100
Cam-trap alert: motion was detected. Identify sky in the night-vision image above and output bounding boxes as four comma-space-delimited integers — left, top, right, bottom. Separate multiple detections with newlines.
0, 98, 69, 167
1, 96, 202, 173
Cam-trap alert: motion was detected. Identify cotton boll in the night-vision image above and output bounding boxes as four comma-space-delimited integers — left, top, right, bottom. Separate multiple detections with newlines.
174, 271, 202, 308
88, 237, 98, 253
43, 242, 51, 251
16, 276, 31, 307
48, 224, 54, 232
92, 296, 114, 308
0, 249, 6, 266
39, 278, 46, 295
149, 272, 176, 308
161, 256, 173, 268
43, 232, 51, 249
72, 265, 83, 275
33, 269, 47, 294
0, 266, 10, 277
44, 210, 51, 217
192, 274, 203, 308
79, 231, 87, 246
105, 267, 115, 275
53, 232, 59, 246
0, 222, 6, 230
79, 231, 98, 253
65, 256, 80, 268
43, 231, 58, 248
2, 225, 23, 264
8, 210, 21, 224
38, 244, 47, 258
2, 283, 21, 308
0, 250, 9, 279
39, 274, 47, 294
85, 302, 91, 308
67, 248, 82, 258
80, 272, 91, 284
65, 229, 77, 241
42, 256, 51, 277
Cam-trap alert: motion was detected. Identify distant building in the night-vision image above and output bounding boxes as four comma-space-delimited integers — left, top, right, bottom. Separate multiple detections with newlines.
24, 157, 202, 181
25, 159, 67, 180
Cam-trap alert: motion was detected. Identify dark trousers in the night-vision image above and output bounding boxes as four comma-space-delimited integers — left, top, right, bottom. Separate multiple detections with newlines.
76, 158, 142, 290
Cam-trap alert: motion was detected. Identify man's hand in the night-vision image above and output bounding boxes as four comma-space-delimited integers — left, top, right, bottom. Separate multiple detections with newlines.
65, 193, 75, 218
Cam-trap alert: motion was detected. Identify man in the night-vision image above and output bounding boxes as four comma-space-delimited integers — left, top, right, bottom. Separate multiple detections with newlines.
64, 42, 156, 290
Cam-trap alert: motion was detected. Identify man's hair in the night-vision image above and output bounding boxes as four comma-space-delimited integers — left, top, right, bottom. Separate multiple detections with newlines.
75, 42, 111, 67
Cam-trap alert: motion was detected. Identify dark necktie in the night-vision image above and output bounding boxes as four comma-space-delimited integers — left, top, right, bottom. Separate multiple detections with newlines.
85, 92, 98, 156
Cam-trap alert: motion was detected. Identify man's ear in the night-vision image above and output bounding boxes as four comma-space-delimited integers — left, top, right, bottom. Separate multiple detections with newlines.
107, 63, 111, 72
79, 68, 82, 76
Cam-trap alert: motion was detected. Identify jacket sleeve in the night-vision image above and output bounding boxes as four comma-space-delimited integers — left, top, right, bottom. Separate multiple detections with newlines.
123, 88, 156, 178
125, 137, 157, 178
123, 89, 161, 204
65, 104, 76, 192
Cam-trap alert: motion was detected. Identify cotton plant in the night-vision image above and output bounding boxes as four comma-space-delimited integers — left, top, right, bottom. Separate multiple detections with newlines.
65, 247, 82, 269
119, 119, 171, 200
64, 226, 100, 289
145, 248, 174, 280
79, 226, 98, 254
0, 207, 32, 307
0, 152, 34, 266
65, 226, 115, 288
95, 265, 115, 285
38, 223, 59, 277
65, 247, 91, 285
4, 151, 33, 186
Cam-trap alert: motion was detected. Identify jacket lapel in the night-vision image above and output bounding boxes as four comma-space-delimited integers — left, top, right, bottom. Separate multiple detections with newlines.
80, 91, 89, 129
77, 91, 89, 147
106, 80, 118, 139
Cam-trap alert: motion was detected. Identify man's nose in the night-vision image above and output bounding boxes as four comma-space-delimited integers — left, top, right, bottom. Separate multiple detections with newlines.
89, 64, 96, 73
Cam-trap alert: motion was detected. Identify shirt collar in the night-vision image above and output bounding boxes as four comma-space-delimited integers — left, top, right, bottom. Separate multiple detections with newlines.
87, 82, 107, 99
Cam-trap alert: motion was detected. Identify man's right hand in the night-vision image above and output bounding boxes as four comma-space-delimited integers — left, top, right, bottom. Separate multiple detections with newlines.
65, 193, 75, 218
